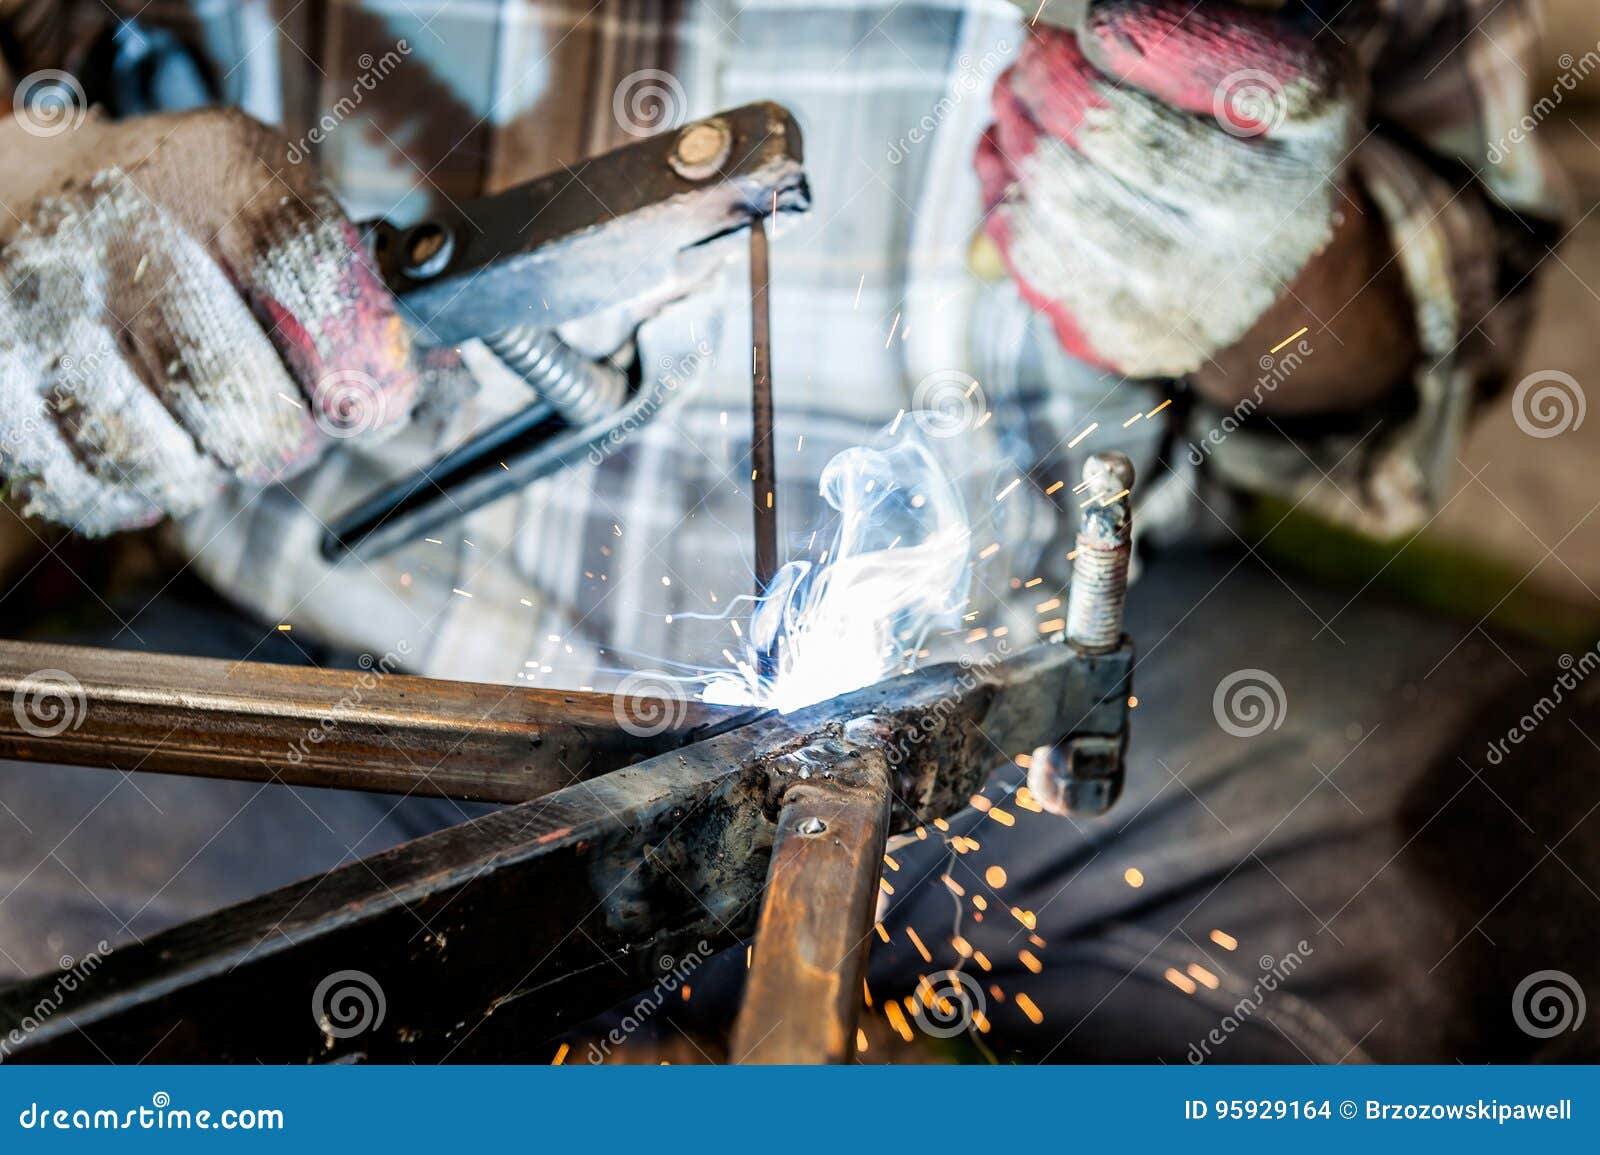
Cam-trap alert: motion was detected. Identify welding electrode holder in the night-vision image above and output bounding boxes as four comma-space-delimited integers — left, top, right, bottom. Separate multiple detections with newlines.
1029, 451, 1135, 817
322, 103, 811, 563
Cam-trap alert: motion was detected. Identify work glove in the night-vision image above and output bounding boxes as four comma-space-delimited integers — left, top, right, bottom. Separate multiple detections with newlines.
0, 107, 419, 535
977, 0, 1359, 379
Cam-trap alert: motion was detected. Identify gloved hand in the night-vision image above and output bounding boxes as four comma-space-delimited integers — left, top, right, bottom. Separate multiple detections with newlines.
0, 108, 419, 535
977, 0, 1358, 379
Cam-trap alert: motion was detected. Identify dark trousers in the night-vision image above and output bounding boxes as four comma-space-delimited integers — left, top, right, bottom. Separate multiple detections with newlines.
867, 550, 1600, 1063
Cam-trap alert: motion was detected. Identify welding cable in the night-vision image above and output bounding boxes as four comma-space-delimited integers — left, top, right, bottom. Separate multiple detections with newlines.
482, 324, 630, 428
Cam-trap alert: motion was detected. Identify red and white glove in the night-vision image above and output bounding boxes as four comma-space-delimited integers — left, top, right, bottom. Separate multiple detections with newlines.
0, 108, 419, 535
978, 0, 1358, 379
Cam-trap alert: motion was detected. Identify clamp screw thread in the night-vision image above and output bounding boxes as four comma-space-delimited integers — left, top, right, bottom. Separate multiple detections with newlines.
1065, 451, 1134, 653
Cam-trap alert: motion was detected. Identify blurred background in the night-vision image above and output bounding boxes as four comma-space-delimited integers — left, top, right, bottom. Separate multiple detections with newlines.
1275, 0, 1600, 646
1548, 1, 1600, 62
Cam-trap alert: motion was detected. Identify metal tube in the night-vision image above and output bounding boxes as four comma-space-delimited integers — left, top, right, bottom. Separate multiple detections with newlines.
0, 640, 746, 803
731, 746, 889, 1064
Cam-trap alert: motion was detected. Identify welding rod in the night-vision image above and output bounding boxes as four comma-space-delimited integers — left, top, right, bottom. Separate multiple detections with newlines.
749, 218, 779, 598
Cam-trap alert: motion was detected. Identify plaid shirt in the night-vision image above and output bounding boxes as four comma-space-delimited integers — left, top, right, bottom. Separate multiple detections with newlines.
2, 0, 1573, 686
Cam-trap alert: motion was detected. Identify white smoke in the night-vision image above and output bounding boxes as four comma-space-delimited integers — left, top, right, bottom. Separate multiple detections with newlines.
702, 431, 972, 713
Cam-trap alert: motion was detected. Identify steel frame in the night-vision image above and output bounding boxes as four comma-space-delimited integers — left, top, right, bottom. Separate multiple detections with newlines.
0, 635, 1131, 1063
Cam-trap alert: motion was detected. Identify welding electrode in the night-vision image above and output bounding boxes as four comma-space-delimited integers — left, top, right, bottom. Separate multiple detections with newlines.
750, 217, 779, 680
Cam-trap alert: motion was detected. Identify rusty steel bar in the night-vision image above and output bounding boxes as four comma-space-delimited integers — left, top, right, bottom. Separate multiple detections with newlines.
0, 640, 748, 803
1, 638, 1131, 1063
749, 217, 778, 597
0, 729, 781, 1063
749, 217, 779, 683
732, 745, 890, 1064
